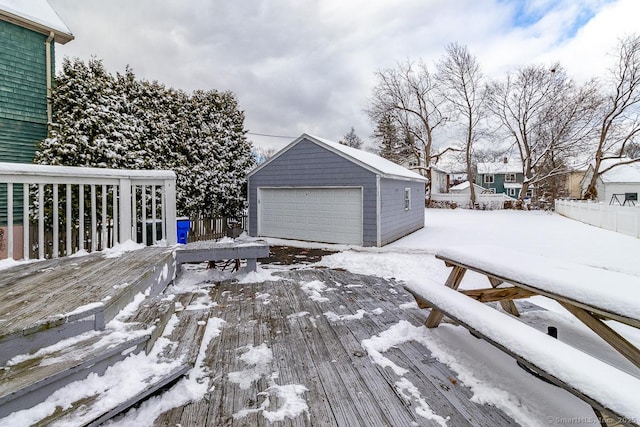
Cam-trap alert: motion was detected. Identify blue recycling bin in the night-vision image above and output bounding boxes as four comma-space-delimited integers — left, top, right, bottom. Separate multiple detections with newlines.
176, 217, 190, 244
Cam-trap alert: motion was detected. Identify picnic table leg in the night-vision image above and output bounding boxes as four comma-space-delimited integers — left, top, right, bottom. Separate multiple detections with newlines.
559, 302, 640, 371
425, 266, 467, 328
488, 277, 521, 317
246, 258, 257, 272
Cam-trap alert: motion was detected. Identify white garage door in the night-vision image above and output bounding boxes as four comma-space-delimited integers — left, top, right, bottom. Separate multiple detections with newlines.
258, 187, 363, 245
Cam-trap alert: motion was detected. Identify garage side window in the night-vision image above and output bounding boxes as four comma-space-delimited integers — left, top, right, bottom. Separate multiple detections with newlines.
404, 187, 411, 211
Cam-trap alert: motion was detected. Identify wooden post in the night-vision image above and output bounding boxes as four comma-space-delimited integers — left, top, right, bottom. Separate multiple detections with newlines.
119, 178, 132, 243
425, 265, 467, 328
559, 302, 640, 371
164, 178, 177, 245
52, 183, 58, 258
7, 183, 13, 259
22, 184, 29, 260
488, 277, 520, 316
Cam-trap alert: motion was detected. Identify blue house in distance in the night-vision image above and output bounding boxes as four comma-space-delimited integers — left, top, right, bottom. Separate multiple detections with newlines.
247, 134, 427, 247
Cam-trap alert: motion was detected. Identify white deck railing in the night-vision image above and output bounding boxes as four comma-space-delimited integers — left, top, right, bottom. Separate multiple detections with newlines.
555, 199, 640, 238
0, 163, 177, 260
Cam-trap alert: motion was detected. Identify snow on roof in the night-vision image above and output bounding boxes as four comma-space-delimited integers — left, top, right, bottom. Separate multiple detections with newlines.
249, 134, 427, 182
598, 158, 640, 183
0, 0, 73, 43
477, 160, 522, 175
449, 181, 471, 191
309, 134, 427, 181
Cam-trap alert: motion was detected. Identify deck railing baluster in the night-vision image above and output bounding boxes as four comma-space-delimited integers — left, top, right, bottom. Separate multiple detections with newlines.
102, 184, 107, 250
23, 183, 28, 259
66, 184, 72, 256
79, 184, 85, 252
141, 185, 147, 246
91, 184, 97, 252
151, 185, 157, 245
7, 183, 13, 259
53, 184, 59, 258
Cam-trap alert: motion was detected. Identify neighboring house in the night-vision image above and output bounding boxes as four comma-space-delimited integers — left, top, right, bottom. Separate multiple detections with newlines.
0, 0, 73, 163
399, 153, 449, 194
580, 158, 640, 205
247, 134, 427, 247
476, 158, 532, 198
449, 180, 486, 195
0, 0, 73, 259
428, 165, 449, 194
565, 168, 586, 199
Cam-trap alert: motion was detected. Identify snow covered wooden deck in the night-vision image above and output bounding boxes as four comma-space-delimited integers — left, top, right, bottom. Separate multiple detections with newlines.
152, 268, 516, 426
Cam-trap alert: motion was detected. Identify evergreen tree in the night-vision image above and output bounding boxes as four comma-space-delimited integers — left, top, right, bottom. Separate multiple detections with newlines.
35, 58, 255, 218
339, 127, 363, 149
373, 114, 412, 163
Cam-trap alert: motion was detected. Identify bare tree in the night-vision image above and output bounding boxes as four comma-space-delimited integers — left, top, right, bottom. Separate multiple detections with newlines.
486, 64, 599, 202
436, 43, 484, 208
366, 60, 446, 191
583, 34, 640, 200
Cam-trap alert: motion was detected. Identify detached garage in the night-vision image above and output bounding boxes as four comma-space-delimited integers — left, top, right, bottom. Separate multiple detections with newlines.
247, 134, 427, 247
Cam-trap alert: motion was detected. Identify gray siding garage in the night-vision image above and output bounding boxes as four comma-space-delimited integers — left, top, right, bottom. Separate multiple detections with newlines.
247, 134, 426, 247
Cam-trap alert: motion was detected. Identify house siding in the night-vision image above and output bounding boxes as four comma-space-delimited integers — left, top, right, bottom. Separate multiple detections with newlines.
0, 19, 52, 162
379, 178, 424, 245
478, 172, 524, 196
248, 138, 379, 246
0, 20, 54, 225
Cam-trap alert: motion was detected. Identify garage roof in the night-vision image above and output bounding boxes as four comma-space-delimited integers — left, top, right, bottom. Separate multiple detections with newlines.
249, 133, 427, 182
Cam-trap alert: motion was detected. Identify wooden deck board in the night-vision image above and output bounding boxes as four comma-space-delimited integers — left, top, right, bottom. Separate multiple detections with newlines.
0, 247, 176, 363
153, 268, 517, 426
0, 247, 174, 337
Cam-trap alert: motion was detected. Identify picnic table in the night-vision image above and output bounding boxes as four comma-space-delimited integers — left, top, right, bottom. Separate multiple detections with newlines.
405, 245, 640, 427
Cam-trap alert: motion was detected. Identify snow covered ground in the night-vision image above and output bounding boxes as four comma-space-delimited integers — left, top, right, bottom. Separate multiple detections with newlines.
4, 209, 639, 426
314, 208, 640, 426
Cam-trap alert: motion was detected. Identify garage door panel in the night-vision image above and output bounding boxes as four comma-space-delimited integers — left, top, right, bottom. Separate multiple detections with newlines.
259, 187, 362, 245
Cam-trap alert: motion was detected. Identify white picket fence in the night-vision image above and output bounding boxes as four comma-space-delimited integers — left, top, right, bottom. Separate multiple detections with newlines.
555, 199, 640, 238
0, 163, 177, 260
430, 193, 514, 210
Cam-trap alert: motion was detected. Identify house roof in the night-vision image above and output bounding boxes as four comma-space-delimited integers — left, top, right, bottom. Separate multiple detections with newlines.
0, 0, 73, 44
248, 133, 427, 182
449, 180, 485, 193
597, 158, 640, 183
477, 160, 522, 175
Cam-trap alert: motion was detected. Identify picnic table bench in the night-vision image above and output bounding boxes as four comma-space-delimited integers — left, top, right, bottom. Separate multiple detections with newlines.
405, 245, 640, 427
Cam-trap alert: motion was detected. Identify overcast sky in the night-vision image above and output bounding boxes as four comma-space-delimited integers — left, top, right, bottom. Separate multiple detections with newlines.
47, 0, 640, 151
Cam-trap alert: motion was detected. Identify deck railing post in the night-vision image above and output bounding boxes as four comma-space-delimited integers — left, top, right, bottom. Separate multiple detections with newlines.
119, 178, 132, 243
7, 183, 13, 259
164, 178, 177, 245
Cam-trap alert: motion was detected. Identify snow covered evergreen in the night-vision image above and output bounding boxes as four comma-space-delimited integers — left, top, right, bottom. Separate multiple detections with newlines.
35, 58, 255, 218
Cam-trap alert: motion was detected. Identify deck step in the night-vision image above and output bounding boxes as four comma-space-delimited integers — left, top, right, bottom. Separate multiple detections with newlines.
3, 305, 211, 426
0, 247, 177, 365
0, 295, 176, 420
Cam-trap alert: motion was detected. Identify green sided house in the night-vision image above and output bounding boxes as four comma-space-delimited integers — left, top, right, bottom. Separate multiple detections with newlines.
476, 158, 532, 199
0, 0, 73, 258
